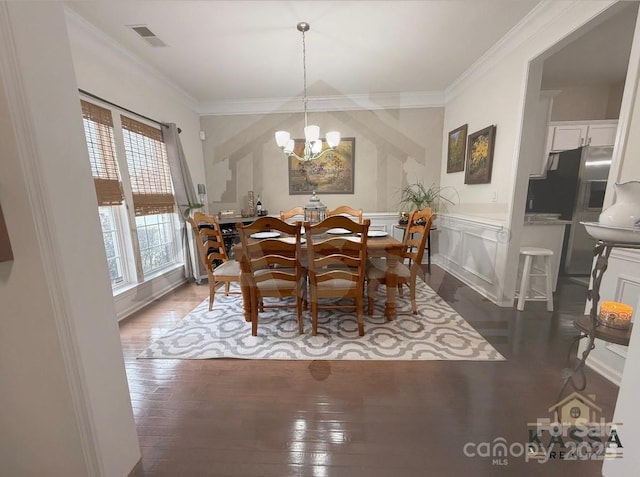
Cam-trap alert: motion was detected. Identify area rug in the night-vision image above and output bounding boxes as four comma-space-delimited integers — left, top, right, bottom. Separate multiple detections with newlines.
138, 280, 504, 361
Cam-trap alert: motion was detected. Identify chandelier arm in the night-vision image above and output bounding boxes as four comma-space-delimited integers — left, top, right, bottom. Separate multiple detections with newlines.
285, 147, 334, 163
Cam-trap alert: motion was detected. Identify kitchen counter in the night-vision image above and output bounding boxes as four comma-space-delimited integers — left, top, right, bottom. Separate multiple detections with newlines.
524, 218, 572, 225
524, 213, 571, 225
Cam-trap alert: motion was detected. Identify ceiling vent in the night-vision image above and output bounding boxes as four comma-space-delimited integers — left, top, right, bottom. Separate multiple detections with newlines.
129, 25, 167, 47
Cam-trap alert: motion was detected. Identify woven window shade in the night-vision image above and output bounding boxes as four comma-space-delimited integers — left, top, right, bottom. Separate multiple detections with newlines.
121, 115, 175, 216
81, 100, 124, 206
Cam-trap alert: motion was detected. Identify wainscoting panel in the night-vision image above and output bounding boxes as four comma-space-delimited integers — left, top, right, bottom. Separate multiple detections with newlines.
433, 214, 506, 304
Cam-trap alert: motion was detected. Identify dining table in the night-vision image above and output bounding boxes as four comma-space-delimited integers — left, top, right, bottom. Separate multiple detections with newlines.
232, 228, 405, 323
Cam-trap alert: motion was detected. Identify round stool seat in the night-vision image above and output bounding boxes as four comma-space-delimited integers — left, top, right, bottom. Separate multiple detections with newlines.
517, 247, 554, 312
520, 247, 553, 256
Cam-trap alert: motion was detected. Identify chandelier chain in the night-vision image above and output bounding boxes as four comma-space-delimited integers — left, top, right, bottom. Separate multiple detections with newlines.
301, 27, 308, 128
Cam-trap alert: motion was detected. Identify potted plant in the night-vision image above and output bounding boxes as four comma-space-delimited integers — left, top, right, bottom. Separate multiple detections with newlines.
180, 202, 205, 220
397, 182, 457, 223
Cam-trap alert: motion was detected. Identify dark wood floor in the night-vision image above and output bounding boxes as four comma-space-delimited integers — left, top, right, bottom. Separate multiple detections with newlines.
122, 266, 618, 476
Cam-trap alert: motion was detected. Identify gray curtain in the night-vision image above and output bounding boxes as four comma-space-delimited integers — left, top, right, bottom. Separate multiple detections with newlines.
162, 123, 199, 280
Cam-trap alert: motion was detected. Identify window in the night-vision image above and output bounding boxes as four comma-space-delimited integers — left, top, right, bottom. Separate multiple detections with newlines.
99, 206, 126, 286
135, 213, 178, 275
80, 99, 181, 290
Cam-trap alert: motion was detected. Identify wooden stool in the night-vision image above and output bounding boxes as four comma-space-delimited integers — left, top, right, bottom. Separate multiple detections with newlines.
517, 247, 554, 312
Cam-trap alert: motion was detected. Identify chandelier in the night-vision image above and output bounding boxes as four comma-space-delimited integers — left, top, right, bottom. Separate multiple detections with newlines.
275, 22, 340, 162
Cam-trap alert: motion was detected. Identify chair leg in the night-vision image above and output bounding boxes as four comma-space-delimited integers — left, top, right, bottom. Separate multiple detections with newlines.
208, 281, 216, 311
224, 280, 231, 296
311, 299, 318, 336
302, 275, 309, 311
517, 255, 533, 311
250, 291, 258, 336
410, 280, 418, 314
356, 297, 364, 336
544, 256, 554, 312
367, 279, 377, 316
296, 296, 304, 334
398, 283, 404, 297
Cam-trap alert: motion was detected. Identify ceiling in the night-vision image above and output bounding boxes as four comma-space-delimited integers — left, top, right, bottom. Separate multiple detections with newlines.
65, 1, 637, 113
542, 2, 638, 89
65, 0, 542, 109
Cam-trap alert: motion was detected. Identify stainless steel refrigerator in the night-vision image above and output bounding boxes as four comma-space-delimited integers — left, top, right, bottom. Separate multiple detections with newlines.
562, 146, 613, 275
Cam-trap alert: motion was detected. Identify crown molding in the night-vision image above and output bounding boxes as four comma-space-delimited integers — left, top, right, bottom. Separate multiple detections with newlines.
198, 90, 446, 116
64, 7, 200, 113
445, 0, 586, 102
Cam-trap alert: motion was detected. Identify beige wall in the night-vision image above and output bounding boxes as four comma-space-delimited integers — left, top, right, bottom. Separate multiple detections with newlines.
550, 83, 624, 121
200, 107, 444, 215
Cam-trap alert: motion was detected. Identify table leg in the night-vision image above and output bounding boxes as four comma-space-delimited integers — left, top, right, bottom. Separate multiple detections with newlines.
240, 272, 252, 323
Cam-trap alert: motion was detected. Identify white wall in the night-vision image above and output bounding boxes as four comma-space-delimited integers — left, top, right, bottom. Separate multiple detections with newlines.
0, 2, 139, 476
65, 8, 207, 316
437, 1, 616, 305
200, 107, 444, 215
65, 8, 205, 200
602, 5, 640, 474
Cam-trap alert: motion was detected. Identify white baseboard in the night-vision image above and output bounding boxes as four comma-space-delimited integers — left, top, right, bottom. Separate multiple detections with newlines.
585, 355, 623, 387
433, 256, 510, 306
114, 266, 187, 321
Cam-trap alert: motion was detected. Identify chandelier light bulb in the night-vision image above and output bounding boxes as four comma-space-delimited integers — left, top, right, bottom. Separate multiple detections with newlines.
275, 130, 291, 148
326, 131, 341, 148
304, 125, 320, 142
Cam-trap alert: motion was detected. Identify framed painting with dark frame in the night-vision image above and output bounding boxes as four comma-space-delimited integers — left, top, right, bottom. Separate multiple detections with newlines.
288, 137, 355, 195
447, 124, 467, 173
464, 125, 497, 185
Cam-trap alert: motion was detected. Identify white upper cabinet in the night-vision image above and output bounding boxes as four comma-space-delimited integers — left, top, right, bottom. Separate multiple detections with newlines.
549, 123, 588, 150
548, 120, 618, 151
585, 122, 618, 146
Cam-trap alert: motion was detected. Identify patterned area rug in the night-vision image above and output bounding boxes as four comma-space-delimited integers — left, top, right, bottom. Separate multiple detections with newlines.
138, 280, 504, 360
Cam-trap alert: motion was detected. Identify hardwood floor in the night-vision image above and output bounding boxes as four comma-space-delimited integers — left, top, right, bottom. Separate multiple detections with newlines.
122, 266, 618, 476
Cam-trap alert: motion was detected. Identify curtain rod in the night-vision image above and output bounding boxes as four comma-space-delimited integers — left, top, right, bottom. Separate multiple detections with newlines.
78, 89, 181, 133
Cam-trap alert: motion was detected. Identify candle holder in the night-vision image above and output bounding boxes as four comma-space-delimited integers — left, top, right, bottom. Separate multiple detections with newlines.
304, 191, 326, 225
598, 301, 633, 329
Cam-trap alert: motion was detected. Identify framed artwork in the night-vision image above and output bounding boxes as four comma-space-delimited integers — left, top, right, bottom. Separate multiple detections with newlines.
447, 124, 467, 173
0, 203, 13, 262
288, 137, 355, 194
464, 125, 497, 185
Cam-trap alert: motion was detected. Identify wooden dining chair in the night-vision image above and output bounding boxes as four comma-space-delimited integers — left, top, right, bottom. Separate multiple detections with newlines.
326, 205, 363, 223
366, 207, 433, 315
280, 206, 305, 222
187, 212, 241, 311
304, 216, 370, 336
237, 217, 306, 336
